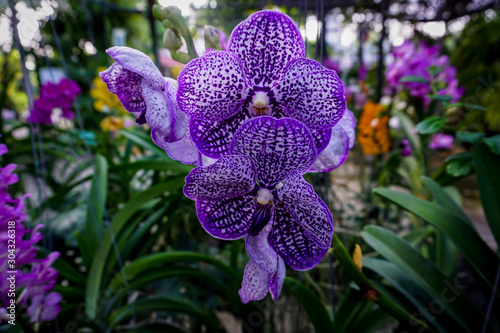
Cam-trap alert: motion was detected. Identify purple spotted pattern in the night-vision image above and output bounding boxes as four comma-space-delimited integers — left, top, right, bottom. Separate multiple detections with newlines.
183, 117, 334, 302
310, 109, 356, 172
176, 10, 346, 159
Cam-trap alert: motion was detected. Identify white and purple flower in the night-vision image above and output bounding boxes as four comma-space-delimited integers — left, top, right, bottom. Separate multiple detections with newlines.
183, 117, 334, 302
176, 11, 348, 170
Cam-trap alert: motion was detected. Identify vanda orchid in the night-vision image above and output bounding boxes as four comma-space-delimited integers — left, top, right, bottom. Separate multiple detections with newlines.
177, 10, 351, 171
183, 117, 334, 302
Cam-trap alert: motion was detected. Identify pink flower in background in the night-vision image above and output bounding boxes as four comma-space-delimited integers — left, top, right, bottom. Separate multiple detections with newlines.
429, 134, 454, 150
386, 41, 464, 105
0, 144, 61, 325
401, 139, 412, 157
28, 79, 80, 124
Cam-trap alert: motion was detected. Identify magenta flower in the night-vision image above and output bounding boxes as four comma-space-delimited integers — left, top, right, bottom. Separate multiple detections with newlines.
401, 139, 412, 157
184, 117, 333, 302
177, 11, 346, 161
386, 41, 464, 105
429, 133, 454, 150
0, 144, 61, 325
28, 78, 80, 124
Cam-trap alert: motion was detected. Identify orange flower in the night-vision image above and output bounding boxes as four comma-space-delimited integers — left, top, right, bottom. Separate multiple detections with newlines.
357, 101, 391, 155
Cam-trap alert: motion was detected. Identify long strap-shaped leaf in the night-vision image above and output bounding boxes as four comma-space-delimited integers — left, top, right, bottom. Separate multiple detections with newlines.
85, 177, 185, 319
284, 278, 334, 332
362, 225, 492, 332
374, 188, 500, 291
108, 295, 220, 332
332, 234, 434, 333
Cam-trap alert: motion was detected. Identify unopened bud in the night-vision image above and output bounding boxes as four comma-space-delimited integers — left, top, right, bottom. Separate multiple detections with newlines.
353, 244, 363, 271
164, 6, 190, 38
152, 4, 166, 21
204, 25, 222, 50
163, 29, 183, 51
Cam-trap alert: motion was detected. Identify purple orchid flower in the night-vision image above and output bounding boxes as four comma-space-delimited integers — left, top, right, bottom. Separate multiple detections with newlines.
184, 117, 334, 302
177, 10, 346, 160
26, 292, 62, 324
310, 109, 356, 172
429, 133, 454, 150
101, 47, 208, 165
401, 139, 412, 157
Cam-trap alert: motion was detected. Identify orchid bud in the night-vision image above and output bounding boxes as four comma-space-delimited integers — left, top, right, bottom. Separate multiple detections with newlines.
163, 29, 182, 51
164, 6, 190, 39
152, 4, 166, 21
204, 25, 222, 51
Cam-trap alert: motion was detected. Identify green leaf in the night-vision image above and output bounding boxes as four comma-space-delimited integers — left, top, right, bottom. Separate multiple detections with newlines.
84, 154, 108, 255
427, 95, 453, 102
331, 235, 433, 332
444, 154, 474, 177
456, 131, 485, 143
483, 135, 500, 154
85, 177, 185, 319
373, 188, 499, 295
333, 287, 368, 333
473, 142, 500, 250
284, 278, 334, 332
120, 130, 166, 157
362, 225, 487, 332
400, 75, 429, 83
422, 176, 471, 225
108, 296, 220, 332
110, 159, 193, 175
416, 117, 445, 134
52, 258, 86, 286
363, 258, 451, 333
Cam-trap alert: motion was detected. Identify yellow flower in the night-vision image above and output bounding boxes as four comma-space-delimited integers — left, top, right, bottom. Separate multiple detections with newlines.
91, 67, 127, 114
357, 101, 391, 155
101, 116, 124, 132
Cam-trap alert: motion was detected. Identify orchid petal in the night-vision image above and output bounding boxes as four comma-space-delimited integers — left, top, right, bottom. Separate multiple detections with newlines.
239, 260, 270, 304
311, 128, 332, 154
177, 51, 250, 121
338, 109, 356, 148
269, 258, 286, 301
151, 127, 199, 165
277, 173, 333, 248
228, 10, 305, 88
100, 63, 146, 114
274, 58, 346, 130
106, 46, 164, 91
142, 78, 187, 142
268, 202, 330, 270
229, 116, 317, 188
184, 156, 256, 200
246, 227, 279, 273
190, 108, 251, 159
196, 194, 255, 240
309, 126, 350, 172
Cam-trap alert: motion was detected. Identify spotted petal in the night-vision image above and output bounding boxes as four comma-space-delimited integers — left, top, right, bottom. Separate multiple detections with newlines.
106, 46, 164, 91
246, 227, 279, 273
142, 78, 187, 142
309, 126, 350, 173
277, 173, 333, 248
311, 128, 332, 154
184, 155, 256, 200
177, 51, 250, 121
239, 260, 270, 304
190, 108, 251, 159
269, 258, 286, 301
229, 116, 317, 188
196, 193, 255, 240
268, 202, 330, 270
100, 63, 146, 114
273, 58, 346, 130
341, 109, 356, 149
228, 10, 305, 88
